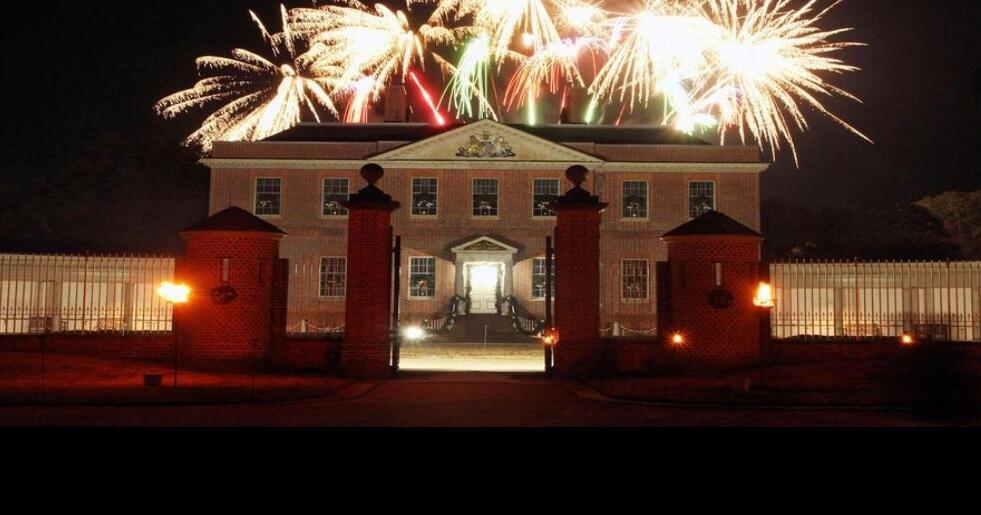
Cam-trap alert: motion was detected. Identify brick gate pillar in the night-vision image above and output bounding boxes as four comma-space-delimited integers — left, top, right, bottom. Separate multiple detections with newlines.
551, 166, 608, 379
658, 211, 765, 370
340, 164, 401, 379
177, 207, 288, 370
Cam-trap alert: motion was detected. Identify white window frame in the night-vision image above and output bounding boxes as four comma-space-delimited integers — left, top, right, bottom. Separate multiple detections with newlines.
688, 180, 717, 219
411, 177, 439, 218
532, 178, 560, 219
530, 257, 555, 301
319, 257, 347, 299
321, 178, 350, 219
408, 256, 437, 300
254, 177, 282, 218
472, 178, 500, 219
621, 259, 650, 302
621, 180, 650, 221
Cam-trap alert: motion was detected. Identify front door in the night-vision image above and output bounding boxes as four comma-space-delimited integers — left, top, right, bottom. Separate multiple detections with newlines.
468, 263, 500, 314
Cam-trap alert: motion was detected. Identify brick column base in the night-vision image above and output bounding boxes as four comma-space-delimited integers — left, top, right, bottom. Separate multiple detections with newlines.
340, 164, 401, 379
551, 166, 608, 379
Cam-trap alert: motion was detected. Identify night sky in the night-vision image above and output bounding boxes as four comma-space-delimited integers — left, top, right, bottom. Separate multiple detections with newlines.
1, 1, 978, 252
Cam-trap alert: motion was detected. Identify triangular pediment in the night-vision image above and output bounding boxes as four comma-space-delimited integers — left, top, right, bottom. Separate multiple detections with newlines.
451, 236, 519, 255
370, 119, 602, 168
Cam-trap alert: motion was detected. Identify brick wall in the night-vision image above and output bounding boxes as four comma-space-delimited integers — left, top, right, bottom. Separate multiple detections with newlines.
341, 207, 396, 378
271, 337, 342, 372
553, 197, 606, 378
659, 235, 764, 370
0, 333, 173, 360
176, 231, 286, 364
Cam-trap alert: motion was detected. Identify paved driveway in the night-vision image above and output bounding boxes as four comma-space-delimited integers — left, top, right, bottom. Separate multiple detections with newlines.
0, 372, 946, 427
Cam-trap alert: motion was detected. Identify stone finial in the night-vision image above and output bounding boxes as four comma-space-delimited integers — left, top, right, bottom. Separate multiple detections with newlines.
550, 165, 607, 211
566, 165, 589, 188
361, 163, 385, 186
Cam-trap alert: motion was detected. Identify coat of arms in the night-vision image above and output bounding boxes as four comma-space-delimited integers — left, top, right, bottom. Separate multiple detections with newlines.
456, 132, 517, 158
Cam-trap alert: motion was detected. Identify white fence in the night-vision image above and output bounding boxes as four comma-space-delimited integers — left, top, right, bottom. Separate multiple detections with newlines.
770, 261, 981, 342
0, 254, 175, 334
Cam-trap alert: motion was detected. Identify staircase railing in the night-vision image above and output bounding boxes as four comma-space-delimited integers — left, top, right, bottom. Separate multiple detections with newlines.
503, 296, 545, 337
422, 295, 467, 336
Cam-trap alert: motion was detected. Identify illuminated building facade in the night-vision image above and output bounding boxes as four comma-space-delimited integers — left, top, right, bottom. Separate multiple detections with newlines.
203, 118, 768, 335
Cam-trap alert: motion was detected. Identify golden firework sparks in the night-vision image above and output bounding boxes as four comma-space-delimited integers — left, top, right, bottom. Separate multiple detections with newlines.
159, 0, 870, 164
698, 0, 872, 164
154, 5, 337, 151
505, 37, 606, 110
290, 1, 461, 90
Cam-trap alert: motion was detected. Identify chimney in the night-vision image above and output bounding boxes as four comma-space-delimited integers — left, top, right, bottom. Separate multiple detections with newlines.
384, 83, 409, 123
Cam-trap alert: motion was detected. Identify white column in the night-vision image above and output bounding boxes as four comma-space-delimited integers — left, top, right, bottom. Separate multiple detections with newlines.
455, 261, 466, 298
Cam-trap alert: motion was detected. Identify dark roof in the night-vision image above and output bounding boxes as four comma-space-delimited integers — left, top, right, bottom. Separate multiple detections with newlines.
182, 207, 287, 235
661, 211, 763, 238
263, 122, 709, 146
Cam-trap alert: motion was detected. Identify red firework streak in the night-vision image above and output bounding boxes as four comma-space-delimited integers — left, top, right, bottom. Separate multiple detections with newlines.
407, 69, 447, 126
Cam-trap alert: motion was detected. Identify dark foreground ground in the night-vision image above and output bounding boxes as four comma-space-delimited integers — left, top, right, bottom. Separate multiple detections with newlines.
1, 350, 978, 427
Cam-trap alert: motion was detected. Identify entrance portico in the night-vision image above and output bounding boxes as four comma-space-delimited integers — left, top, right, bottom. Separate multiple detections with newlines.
451, 237, 519, 315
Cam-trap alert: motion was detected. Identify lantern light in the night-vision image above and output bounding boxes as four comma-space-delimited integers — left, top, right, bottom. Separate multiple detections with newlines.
900, 333, 916, 346
157, 282, 191, 304
671, 333, 686, 347
542, 328, 559, 346
403, 326, 426, 342
753, 282, 775, 308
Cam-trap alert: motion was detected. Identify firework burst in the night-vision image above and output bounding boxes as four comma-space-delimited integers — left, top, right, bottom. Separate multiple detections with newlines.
154, 6, 337, 151
290, 1, 461, 89
158, 0, 870, 164
697, 0, 871, 164
505, 37, 606, 110
590, 0, 720, 109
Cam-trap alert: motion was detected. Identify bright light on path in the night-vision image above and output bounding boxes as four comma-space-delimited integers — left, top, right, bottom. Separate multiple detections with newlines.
399, 342, 545, 373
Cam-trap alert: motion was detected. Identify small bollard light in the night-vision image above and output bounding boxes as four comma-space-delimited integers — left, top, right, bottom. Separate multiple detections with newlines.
900, 333, 916, 346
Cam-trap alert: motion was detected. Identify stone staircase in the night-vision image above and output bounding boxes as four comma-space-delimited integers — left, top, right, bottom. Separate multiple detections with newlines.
428, 314, 539, 344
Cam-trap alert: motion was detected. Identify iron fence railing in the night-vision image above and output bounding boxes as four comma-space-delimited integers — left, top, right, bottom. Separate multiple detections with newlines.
0, 253, 175, 335
285, 256, 346, 336
770, 260, 981, 342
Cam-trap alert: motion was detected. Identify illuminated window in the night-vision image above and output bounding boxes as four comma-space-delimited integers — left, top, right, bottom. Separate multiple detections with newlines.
531, 257, 555, 299
255, 178, 281, 216
323, 178, 350, 217
622, 181, 648, 219
319, 257, 347, 298
533, 179, 560, 218
473, 179, 499, 217
689, 181, 716, 218
409, 257, 437, 298
412, 178, 438, 216
622, 260, 649, 300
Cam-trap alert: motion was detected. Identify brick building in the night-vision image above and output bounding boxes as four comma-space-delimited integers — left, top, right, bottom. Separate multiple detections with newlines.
203, 118, 768, 337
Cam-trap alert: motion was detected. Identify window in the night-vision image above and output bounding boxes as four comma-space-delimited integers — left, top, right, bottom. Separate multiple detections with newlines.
473, 179, 499, 217
409, 257, 437, 298
622, 181, 648, 219
323, 178, 350, 217
320, 257, 347, 298
622, 260, 649, 300
533, 179, 560, 218
255, 178, 281, 216
412, 178, 438, 216
531, 257, 555, 299
689, 181, 716, 219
